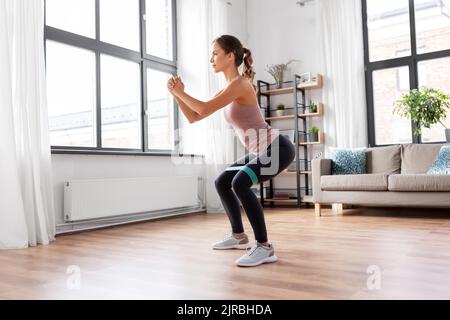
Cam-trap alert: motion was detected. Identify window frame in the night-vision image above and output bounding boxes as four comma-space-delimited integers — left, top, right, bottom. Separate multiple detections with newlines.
362, 0, 450, 147
45, 0, 186, 156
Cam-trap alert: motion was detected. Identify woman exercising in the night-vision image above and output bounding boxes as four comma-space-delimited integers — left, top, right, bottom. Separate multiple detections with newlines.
167, 35, 295, 267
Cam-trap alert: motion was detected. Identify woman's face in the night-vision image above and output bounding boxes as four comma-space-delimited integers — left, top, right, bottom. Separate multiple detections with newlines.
210, 42, 233, 73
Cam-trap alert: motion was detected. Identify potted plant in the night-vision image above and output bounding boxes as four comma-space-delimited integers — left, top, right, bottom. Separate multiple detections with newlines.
393, 86, 450, 142
303, 100, 317, 114
307, 126, 319, 142
275, 104, 285, 117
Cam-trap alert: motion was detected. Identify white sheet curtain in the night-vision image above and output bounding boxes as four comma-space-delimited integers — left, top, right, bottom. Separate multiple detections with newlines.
176, 0, 236, 213
0, 0, 56, 249
316, 0, 368, 156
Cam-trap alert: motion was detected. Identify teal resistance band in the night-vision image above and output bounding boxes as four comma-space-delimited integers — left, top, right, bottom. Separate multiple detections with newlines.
225, 166, 258, 184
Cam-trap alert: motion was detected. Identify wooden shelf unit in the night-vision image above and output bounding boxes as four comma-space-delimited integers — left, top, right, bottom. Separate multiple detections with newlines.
256, 73, 324, 208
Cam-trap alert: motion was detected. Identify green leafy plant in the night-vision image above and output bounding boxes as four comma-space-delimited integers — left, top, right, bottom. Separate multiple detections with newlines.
308, 126, 319, 133
276, 104, 285, 110
393, 86, 450, 136
309, 101, 317, 113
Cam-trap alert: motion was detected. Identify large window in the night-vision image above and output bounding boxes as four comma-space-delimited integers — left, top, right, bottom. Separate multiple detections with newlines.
363, 0, 450, 146
45, 0, 178, 154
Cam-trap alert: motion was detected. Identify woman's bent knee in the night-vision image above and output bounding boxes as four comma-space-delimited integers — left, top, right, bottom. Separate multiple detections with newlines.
231, 172, 252, 193
215, 172, 232, 191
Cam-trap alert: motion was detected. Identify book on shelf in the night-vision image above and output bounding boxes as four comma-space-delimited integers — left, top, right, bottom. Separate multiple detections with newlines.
273, 192, 290, 199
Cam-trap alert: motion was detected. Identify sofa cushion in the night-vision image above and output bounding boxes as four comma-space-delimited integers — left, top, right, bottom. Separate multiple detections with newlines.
427, 146, 450, 174
321, 174, 388, 191
401, 144, 445, 174
330, 147, 367, 175
388, 174, 450, 191
366, 145, 401, 174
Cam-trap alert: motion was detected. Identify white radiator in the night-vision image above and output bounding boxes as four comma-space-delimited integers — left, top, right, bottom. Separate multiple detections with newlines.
64, 176, 200, 222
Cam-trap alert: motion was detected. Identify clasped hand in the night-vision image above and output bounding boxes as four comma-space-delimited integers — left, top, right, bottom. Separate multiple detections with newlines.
167, 76, 184, 96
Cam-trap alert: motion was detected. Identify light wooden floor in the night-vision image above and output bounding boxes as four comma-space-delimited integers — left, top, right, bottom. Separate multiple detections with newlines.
1, 206, 450, 299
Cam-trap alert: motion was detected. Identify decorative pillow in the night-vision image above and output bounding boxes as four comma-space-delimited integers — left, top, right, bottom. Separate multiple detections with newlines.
330, 147, 367, 175
366, 145, 401, 174
427, 146, 450, 175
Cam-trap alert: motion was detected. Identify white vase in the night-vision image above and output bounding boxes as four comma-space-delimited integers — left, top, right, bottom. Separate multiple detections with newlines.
275, 110, 284, 117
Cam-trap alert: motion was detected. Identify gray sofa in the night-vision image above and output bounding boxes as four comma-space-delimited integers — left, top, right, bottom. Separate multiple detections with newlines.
312, 143, 450, 216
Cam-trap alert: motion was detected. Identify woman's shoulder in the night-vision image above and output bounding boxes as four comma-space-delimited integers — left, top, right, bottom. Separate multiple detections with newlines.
235, 77, 258, 105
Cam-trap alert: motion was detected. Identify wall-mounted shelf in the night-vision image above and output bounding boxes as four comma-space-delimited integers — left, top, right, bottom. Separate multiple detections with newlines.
265, 114, 299, 121
259, 74, 323, 96
265, 103, 324, 120
299, 132, 325, 145
298, 74, 323, 89
298, 103, 324, 117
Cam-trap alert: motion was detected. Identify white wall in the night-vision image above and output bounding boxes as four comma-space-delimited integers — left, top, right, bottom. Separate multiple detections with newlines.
226, 0, 248, 43
247, 0, 320, 83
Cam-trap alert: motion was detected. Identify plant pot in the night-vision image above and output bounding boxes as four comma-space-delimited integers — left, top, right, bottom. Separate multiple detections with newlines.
307, 132, 319, 142
446, 129, 450, 143
275, 110, 285, 117
297, 132, 306, 143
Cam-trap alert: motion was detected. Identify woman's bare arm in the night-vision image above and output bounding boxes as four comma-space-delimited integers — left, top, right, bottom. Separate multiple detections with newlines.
175, 89, 224, 123
175, 79, 242, 117
174, 96, 200, 124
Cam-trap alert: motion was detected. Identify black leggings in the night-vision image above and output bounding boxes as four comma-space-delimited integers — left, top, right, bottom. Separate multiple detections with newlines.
214, 134, 296, 243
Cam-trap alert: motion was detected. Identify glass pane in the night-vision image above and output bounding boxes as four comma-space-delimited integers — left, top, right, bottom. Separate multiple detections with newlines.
415, 0, 450, 54
373, 66, 412, 145
147, 69, 174, 150
46, 41, 96, 147
418, 57, 450, 142
45, 0, 95, 38
101, 54, 141, 148
100, 0, 140, 51
145, 0, 173, 60
367, 0, 411, 62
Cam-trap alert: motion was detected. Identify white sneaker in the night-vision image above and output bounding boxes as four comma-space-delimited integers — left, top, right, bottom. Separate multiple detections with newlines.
235, 241, 278, 267
212, 233, 252, 250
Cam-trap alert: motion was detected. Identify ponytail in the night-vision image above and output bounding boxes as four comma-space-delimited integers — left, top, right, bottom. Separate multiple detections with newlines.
242, 47, 257, 91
